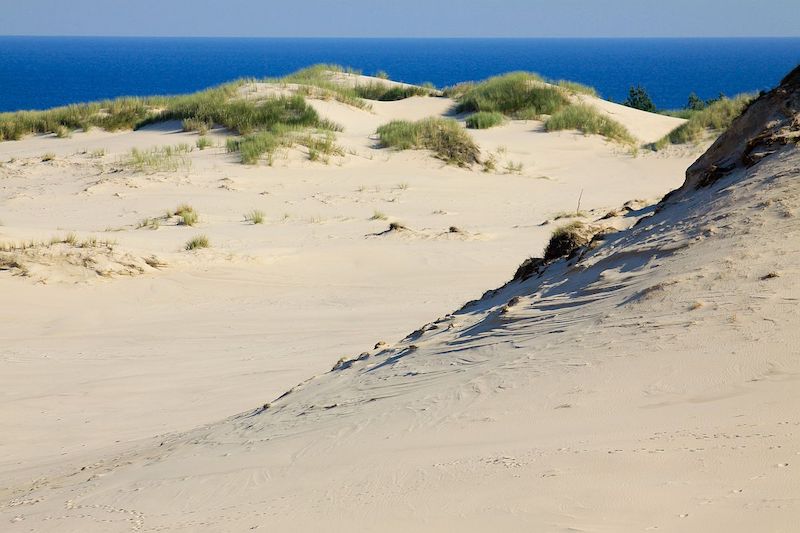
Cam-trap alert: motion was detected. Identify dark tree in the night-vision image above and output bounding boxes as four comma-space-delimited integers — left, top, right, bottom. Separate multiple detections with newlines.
624, 85, 656, 112
687, 92, 705, 111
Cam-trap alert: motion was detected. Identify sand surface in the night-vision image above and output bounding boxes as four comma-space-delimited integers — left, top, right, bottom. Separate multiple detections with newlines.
4, 75, 790, 532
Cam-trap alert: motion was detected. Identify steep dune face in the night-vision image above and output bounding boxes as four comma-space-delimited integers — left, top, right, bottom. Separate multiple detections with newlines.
2, 74, 799, 531
675, 64, 800, 196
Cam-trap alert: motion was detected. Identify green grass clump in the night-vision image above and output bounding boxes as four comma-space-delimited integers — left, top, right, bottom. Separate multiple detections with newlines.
455, 72, 570, 118
353, 83, 430, 101
466, 111, 504, 129
652, 93, 755, 149
244, 209, 265, 224
185, 235, 210, 250
370, 210, 387, 221
377, 117, 480, 166
227, 131, 288, 165
196, 136, 213, 150
0, 96, 167, 141
41, 152, 56, 162
546, 104, 636, 145
226, 127, 342, 165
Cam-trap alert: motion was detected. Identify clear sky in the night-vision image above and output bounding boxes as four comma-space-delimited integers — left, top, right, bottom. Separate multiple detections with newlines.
2, 0, 799, 38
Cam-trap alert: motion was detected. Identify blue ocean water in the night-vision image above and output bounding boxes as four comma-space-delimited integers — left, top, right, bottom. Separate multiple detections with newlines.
1, 37, 799, 112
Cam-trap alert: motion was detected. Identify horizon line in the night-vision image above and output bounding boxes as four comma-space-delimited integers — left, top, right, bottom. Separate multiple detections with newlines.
2, 34, 799, 40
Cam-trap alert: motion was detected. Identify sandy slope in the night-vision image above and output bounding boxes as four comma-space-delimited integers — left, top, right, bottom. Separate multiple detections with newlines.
0, 75, 740, 530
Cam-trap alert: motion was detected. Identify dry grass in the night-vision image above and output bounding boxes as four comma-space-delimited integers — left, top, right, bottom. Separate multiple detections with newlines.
244, 209, 265, 224
185, 235, 210, 250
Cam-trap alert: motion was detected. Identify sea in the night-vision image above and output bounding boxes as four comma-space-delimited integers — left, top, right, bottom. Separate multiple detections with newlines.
1, 37, 799, 112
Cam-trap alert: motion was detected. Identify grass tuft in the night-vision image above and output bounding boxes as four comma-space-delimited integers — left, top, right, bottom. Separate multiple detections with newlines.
196, 136, 213, 150
185, 235, 210, 250
174, 204, 198, 226
377, 117, 480, 166
543, 222, 592, 261
466, 111, 504, 129
546, 104, 636, 145
244, 209, 265, 224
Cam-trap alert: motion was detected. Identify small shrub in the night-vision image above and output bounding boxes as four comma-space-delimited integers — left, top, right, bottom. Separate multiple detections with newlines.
41, 152, 56, 162
244, 209, 265, 224
196, 136, 213, 150
370, 210, 387, 220
185, 235, 210, 250
376, 117, 480, 166
543, 222, 592, 261
466, 111, 504, 129
90, 148, 106, 158
375, 70, 390, 80
546, 104, 636, 145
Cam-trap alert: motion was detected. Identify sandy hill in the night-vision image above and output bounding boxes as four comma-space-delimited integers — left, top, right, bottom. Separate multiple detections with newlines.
1, 66, 798, 531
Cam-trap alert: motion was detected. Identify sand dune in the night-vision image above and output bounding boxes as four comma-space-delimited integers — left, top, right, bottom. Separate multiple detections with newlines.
3, 67, 792, 531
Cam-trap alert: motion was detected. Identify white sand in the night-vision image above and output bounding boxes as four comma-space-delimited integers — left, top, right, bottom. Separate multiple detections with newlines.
4, 76, 790, 532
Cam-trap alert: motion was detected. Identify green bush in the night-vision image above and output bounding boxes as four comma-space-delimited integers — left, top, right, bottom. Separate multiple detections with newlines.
545, 104, 636, 145
377, 117, 480, 166
455, 72, 570, 118
466, 111, 504, 129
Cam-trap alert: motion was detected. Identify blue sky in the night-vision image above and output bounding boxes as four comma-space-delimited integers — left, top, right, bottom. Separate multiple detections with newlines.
2, 0, 799, 38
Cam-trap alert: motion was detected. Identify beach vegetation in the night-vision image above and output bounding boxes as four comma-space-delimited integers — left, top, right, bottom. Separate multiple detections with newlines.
466, 111, 504, 129
376, 117, 480, 166
174, 204, 198, 226
455, 72, 570, 118
651, 93, 755, 149
185, 235, 210, 250
123, 144, 192, 173
544, 221, 592, 261
244, 209, 265, 224
546, 103, 636, 145
623, 85, 656, 112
